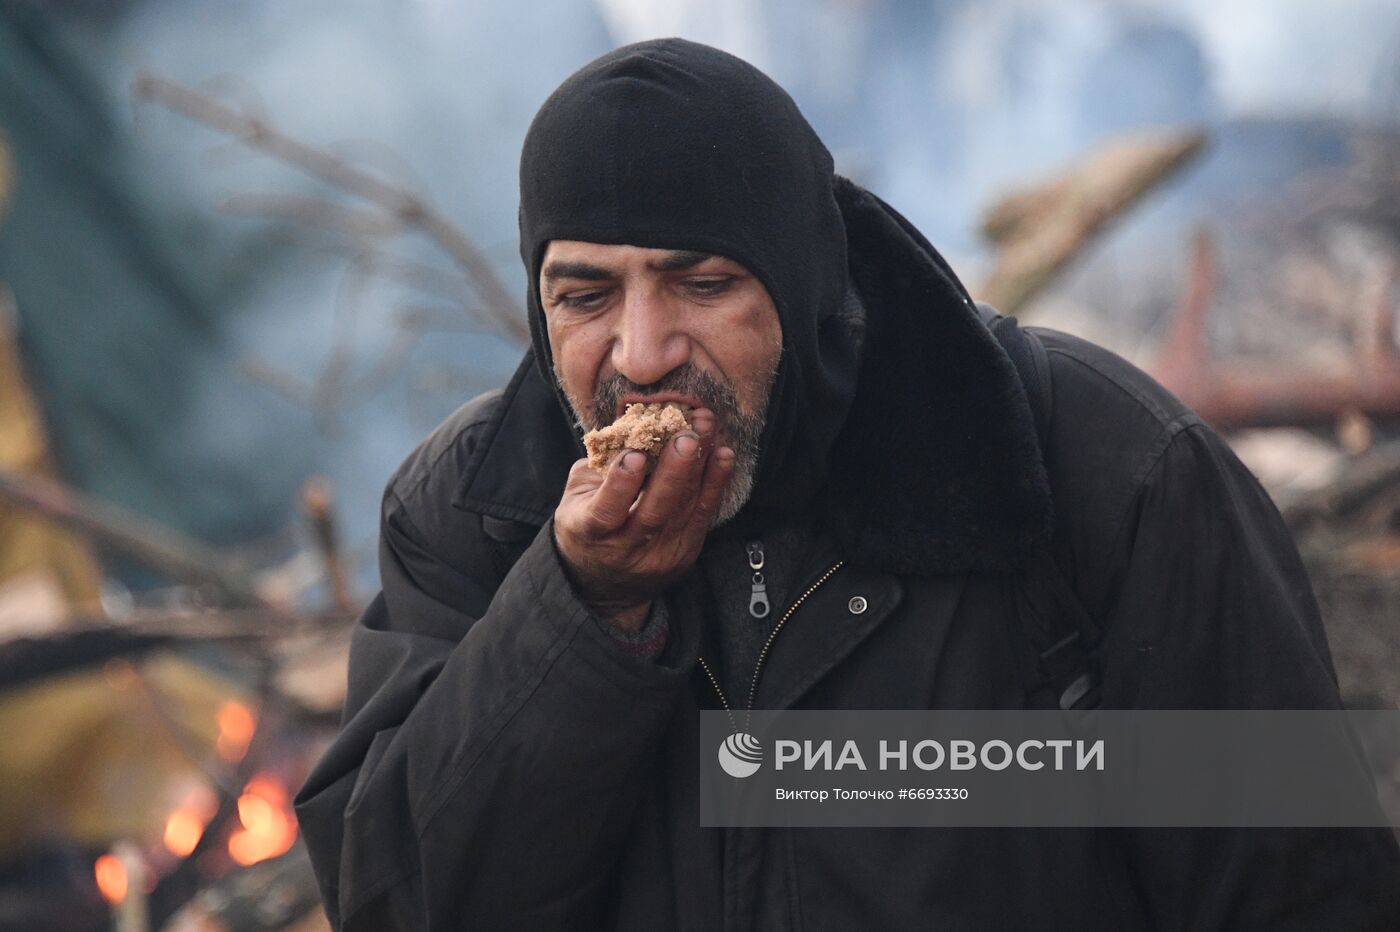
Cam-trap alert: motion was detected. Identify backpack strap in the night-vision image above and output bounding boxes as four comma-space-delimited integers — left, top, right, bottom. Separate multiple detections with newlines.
975, 303, 1102, 711
976, 303, 1053, 449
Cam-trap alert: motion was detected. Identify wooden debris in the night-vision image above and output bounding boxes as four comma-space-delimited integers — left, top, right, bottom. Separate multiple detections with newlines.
977, 127, 1207, 313
1343, 535, 1400, 575
109, 840, 151, 932
1337, 408, 1375, 456
299, 477, 355, 615
0, 467, 269, 610
1150, 240, 1400, 430
165, 842, 327, 932
1152, 227, 1217, 396
1283, 444, 1400, 527
1229, 429, 1344, 503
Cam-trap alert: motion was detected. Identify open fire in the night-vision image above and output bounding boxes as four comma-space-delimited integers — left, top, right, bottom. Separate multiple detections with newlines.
93, 852, 127, 905
229, 772, 298, 866
92, 695, 301, 923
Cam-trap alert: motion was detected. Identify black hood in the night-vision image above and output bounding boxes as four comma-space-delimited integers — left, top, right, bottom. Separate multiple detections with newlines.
463, 170, 1052, 575
517, 38, 858, 521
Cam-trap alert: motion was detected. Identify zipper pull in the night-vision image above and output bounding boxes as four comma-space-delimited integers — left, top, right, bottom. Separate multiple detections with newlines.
747, 541, 770, 619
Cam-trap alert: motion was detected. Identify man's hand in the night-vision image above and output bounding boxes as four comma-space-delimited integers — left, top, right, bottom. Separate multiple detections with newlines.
554, 407, 735, 632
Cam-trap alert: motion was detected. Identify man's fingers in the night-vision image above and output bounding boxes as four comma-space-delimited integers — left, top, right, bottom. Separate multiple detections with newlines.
579, 451, 647, 536
563, 458, 605, 496
630, 431, 705, 533
564, 405, 719, 546
688, 408, 716, 443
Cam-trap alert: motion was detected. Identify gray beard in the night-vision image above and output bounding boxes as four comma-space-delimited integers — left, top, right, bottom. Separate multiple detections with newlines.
557, 363, 769, 526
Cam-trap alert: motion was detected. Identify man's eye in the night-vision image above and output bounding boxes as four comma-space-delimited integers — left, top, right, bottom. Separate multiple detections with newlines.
559, 290, 608, 308
685, 277, 733, 297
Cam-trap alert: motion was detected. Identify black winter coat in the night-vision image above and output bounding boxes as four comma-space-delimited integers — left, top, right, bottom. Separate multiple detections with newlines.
295, 186, 1400, 931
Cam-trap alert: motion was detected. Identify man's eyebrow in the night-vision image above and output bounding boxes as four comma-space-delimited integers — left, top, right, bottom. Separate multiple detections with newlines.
650, 250, 714, 272
541, 261, 614, 286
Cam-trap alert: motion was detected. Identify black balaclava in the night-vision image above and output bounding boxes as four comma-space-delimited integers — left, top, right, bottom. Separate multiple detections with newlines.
518, 38, 861, 527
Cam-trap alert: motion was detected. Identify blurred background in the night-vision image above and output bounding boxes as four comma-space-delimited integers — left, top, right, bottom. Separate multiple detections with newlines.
1, 0, 1398, 928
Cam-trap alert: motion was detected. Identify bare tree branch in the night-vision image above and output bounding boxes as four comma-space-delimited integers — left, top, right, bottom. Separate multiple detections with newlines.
0, 468, 270, 609
222, 192, 405, 238
132, 71, 528, 343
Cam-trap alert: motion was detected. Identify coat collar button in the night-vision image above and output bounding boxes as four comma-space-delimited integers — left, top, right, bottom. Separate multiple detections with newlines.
848, 596, 867, 614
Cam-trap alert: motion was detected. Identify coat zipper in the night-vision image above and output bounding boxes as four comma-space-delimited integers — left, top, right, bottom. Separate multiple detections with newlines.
699, 558, 845, 734
746, 541, 770, 618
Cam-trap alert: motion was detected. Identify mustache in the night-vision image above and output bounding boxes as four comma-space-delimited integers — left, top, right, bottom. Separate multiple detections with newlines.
593, 365, 740, 427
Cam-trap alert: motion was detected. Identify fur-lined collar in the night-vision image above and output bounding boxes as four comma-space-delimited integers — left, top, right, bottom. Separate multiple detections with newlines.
453, 179, 1052, 576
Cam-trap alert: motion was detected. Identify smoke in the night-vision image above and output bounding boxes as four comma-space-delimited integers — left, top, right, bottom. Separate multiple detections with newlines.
26, 0, 1399, 589
71, 0, 617, 580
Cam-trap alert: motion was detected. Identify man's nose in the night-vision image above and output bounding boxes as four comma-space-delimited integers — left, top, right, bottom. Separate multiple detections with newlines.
611, 289, 690, 386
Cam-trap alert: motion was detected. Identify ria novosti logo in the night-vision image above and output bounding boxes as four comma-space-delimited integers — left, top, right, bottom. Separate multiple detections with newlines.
718, 732, 764, 778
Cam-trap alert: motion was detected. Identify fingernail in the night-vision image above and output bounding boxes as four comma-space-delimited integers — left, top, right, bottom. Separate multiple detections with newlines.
717, 447, 735, 467
675, 434, 699, 458
620, 451, 645, 473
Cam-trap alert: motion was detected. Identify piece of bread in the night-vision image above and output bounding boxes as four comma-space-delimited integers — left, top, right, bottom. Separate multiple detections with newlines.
583, 402, 692, 471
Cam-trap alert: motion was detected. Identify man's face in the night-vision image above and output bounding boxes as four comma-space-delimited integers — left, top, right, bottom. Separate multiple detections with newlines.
539, 240, 783, 524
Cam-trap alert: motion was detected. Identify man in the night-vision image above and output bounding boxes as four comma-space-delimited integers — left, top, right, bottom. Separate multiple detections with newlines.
295, 39, 1400, 930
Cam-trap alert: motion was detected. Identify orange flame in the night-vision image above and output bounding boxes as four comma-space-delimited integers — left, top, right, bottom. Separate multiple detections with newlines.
215, 700, 257, 762
227, 772, 297, 866
94, 853, 127, 904
162, 784, 217, 858
163, 807, 205, 857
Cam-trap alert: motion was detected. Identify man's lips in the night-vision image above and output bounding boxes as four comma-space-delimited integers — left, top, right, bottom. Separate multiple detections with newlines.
614, 393, 706, 421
